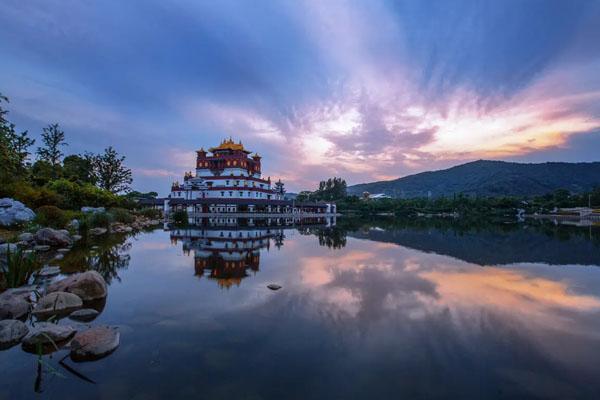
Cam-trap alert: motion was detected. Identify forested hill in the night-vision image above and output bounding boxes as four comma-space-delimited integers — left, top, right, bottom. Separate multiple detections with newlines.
347, 160, 600, 198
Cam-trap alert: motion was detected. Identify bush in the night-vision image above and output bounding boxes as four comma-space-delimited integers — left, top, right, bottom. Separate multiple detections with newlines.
110, 207, 134, 223
88, 211, 113, 229
34, 205, 69, 228
139, 207, 162, 219
172, 210, 188, 225
48, 179, 122, 209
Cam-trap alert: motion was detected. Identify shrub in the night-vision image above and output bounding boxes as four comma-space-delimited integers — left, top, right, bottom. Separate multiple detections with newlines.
109, 207, 134, 223
139, 207, 162, 219
88, 212, 113, 228
48, 179, 122, 209
34, 205, 69, 228
172, 210, 188, 225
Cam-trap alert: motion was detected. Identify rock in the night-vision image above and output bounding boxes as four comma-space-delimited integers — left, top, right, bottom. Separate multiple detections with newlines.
70, 326, 119, 362
69, 308, 100, 322
0, 198, 35, 227
47, 270, 107, 301
53, 254, 64, 261
68, 219, 80, 230
34, 228, 73, 247
33, 292, 83, 319
33, 245, 51, 252
38, 265, 61, 277
0, 295, 30, 320
267, 284, 282, 291
18, 233, 34, 242
89, 227, 107, 236
22, 322, 76, 352
16, 241, 30, 248
81, 206, 105, 214
57, 248, 70, 254
0, 319, 29, 350
72, 234, 82, 241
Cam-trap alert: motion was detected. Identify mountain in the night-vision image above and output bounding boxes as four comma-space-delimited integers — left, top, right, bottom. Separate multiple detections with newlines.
347, 160, 600, 198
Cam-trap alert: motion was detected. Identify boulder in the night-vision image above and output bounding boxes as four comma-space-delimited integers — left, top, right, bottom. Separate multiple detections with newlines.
33, 292, 83, 319
34, 228, 73, 247
70, 326, 119, 362
0, 319, 29, 350
18, 233, 34, 242
47, 270, 107, 301
22, 322, 76, 352
0, 295, 30, 320
0, 198, 35, 227
53, 254, 64, 261
68, 219, 80, 230
89, 227, 107, 236
69, 308, 100, 322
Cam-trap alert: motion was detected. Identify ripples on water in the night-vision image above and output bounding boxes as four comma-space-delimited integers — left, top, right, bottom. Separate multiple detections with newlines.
2, 217, 600, 399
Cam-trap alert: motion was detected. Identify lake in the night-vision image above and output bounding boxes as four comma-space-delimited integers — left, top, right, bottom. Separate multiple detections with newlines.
2, 217, 600, 399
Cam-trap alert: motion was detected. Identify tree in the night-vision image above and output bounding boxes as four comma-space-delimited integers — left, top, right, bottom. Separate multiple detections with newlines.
0, 94, 34, 181
63, 153, 96, 184
37, 123, 66, 177
92, 146, 133, 193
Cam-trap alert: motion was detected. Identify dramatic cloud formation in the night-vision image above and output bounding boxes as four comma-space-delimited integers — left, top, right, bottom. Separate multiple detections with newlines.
1, 0, 599, 192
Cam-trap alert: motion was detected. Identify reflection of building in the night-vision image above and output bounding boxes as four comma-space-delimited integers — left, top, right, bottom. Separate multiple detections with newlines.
170, 217, 333, 288
156, 138, 337, 216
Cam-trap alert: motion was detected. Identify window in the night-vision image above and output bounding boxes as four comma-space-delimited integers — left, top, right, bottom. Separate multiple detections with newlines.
239, 192, 243, 197
229, 191, 233, 197
226, 180, 230, 186
220, 191, 225, 197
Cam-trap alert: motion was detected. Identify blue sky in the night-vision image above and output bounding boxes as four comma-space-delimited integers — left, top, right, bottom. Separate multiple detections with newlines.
1, 0, 599, 193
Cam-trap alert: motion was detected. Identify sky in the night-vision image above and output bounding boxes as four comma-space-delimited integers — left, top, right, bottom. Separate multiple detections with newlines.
1, 0, 599, 194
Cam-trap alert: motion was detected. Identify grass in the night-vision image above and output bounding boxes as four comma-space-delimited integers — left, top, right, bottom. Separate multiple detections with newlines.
2, 247, 40, 289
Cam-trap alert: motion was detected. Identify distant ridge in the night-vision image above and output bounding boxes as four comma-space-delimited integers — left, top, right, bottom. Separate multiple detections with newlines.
347, 160, 600, 198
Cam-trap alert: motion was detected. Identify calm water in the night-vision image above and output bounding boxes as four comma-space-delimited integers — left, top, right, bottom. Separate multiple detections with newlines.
2, 217, 600, 399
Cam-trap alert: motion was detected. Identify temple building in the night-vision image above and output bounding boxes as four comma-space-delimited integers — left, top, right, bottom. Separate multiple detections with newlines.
160, 138, 336, 216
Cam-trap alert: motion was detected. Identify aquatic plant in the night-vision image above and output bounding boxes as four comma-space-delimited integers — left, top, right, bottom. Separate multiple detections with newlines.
2, 247, 39, 288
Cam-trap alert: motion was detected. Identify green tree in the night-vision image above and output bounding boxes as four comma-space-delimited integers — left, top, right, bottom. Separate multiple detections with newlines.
63, 153, 96, 184
37, 123, 67, 177
92, 146, 133, 193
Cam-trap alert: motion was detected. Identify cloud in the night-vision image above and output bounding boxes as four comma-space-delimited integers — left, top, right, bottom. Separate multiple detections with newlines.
1, 0, 599, 193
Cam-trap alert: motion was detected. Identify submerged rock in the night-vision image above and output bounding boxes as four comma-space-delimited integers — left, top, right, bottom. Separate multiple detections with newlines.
0, 198, 35, 227
69, 308, 100, 322
34, 228, 73, 247
22, 322, 76, 352
267, 284, 282, 291
70, 326, 119, 362
47, 270, 108, 301
33, 292, 83, 319
0, 319, 29, 350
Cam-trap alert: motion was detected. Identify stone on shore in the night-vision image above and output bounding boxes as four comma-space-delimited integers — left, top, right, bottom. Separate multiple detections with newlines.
38, 265, 61, 277
0, 198, 35, 227
70, 326, 119, 362
34, 227, 73, 247
33, 245, 51, 252
89, 227, 107, 236
22, 322, 76, 352
0, 319, 29, 350
81, 206, 105, 214
33, 292, 83, 319
18, 232, 34, 243
47, 270, 108, 301
0, 294, 30, 320
69, 308, 100, 322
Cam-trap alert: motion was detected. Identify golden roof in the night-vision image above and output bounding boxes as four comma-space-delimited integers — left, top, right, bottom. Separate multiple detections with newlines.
209, 138, 250, 153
